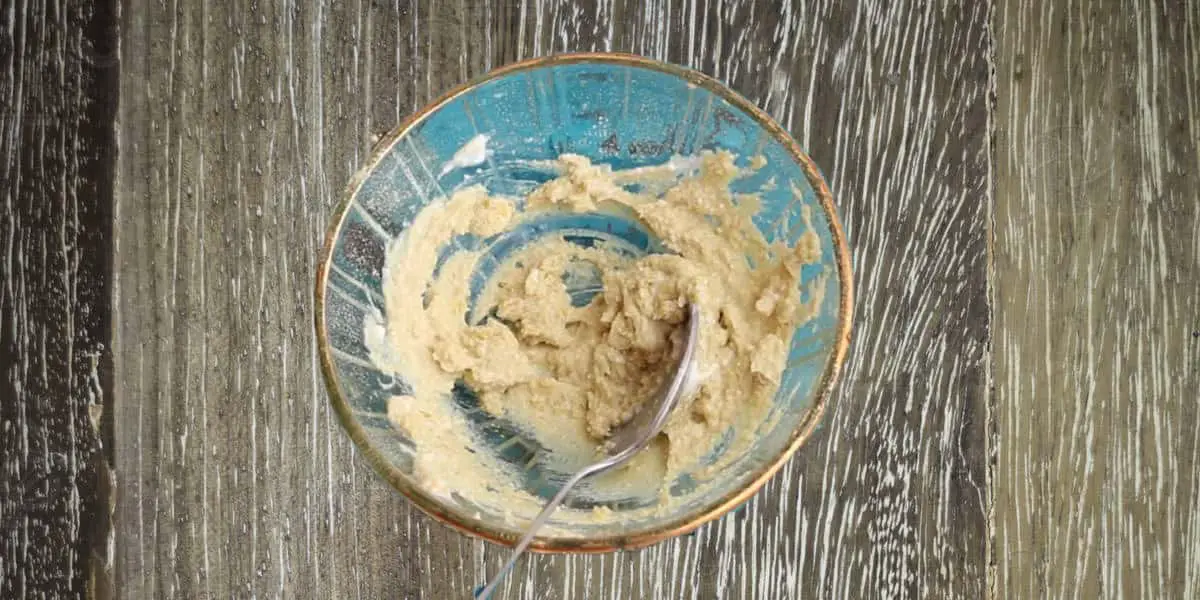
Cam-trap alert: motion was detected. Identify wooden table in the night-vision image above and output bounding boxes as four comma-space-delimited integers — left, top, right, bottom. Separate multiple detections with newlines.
3, 0, 1198, 597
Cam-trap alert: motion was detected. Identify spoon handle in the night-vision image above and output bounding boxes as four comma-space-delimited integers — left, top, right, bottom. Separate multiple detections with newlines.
476, 463, 608, 599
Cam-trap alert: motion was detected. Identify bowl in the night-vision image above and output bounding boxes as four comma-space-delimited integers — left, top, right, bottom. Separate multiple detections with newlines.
315, 53, 852, 552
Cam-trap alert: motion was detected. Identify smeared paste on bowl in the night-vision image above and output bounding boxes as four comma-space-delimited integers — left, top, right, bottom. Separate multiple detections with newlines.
371, 151, 825, 515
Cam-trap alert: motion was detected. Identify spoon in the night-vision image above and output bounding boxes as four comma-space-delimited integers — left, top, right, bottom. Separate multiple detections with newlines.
476, 302, 702, 599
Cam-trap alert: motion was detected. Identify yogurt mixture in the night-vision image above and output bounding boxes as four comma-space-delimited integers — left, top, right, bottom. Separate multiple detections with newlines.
373, 150, 825, 511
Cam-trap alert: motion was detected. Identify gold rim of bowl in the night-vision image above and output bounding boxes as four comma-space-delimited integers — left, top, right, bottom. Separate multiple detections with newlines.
314, 52, 855, 553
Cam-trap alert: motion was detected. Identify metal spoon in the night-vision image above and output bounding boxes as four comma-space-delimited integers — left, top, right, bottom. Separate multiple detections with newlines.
476, 302, 701, 599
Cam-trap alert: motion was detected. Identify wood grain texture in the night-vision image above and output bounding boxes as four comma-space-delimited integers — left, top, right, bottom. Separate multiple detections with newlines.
112, 1, 991, 598
0, 0, 118, 597
992, 0, 1200, 597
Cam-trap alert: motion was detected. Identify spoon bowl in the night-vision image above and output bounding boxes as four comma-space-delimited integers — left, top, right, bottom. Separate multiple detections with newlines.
315, 52, 852, 554
477, 303, 702, 598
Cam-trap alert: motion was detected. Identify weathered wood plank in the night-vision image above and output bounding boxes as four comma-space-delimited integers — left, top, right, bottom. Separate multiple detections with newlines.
113, 1, 992, 597
992, 0, 1200, 597
0, 0, 119, 597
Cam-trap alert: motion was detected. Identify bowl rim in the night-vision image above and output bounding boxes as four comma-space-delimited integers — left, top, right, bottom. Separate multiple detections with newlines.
314, 51, 854, 553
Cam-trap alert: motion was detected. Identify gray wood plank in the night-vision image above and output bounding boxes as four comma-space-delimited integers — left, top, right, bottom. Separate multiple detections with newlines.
0, 0, 119, 597
113, 1, 992, 597
992, 0, 1200, 597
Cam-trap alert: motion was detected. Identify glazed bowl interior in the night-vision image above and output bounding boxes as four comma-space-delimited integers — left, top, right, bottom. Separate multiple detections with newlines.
317, 54, 851, 551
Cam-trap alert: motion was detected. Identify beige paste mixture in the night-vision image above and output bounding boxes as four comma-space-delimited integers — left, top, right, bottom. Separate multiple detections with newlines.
373, 150, 825, 512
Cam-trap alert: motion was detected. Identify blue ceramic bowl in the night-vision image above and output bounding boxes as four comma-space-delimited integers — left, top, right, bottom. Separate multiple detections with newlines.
316, 53, 852, 552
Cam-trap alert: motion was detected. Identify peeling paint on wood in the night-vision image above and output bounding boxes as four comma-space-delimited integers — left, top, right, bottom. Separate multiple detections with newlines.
1, 0, 118, 597
112, 1, 991, 597
992, 0, 1200, 598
